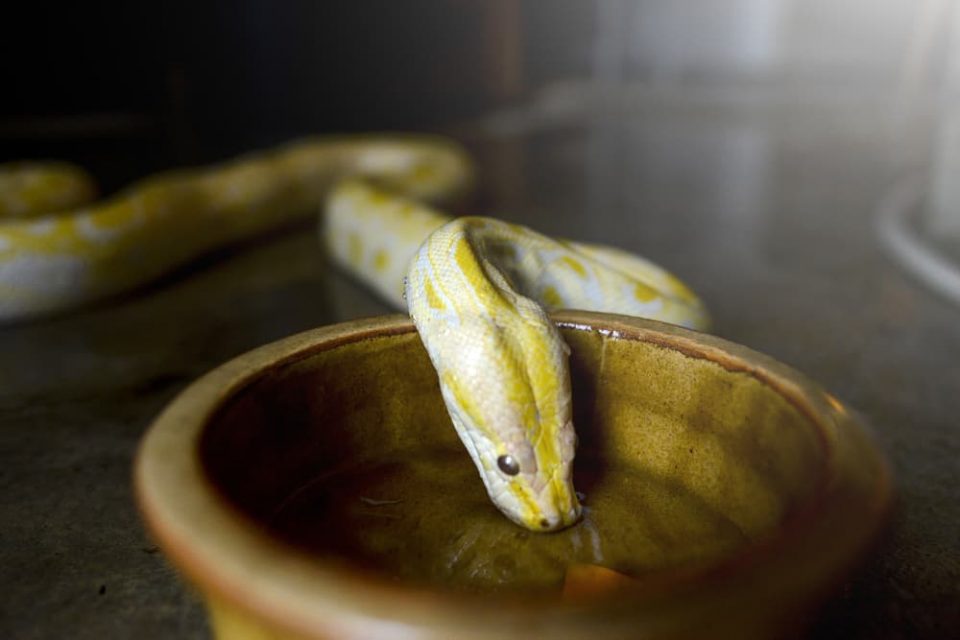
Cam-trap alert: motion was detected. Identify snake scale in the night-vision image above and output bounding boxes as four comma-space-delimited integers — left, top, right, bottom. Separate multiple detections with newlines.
0, 136, 709, 531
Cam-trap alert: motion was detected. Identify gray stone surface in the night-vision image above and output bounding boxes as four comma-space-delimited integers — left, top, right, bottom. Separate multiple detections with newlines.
3, 105, 958, 638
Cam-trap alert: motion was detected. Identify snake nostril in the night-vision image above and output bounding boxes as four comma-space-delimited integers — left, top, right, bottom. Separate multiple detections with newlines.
540, 518, 550, 529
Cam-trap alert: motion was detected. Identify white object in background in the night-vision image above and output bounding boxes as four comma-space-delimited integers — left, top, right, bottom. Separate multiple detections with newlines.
927, 0, 960, 237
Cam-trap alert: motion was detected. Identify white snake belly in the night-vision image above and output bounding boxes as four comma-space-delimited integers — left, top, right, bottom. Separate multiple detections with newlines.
0, 136, 709, 531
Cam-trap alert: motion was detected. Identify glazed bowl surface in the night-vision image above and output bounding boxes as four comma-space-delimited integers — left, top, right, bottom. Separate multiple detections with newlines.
135, 311, 891, 640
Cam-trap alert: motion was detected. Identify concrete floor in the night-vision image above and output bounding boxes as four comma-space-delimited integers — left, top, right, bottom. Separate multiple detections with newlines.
3, 103, 958, 638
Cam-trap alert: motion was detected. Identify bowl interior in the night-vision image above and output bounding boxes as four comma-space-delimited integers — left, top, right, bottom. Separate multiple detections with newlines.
200, 317, 826, 594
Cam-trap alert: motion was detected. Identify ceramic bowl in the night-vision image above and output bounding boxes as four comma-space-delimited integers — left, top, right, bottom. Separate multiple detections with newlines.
134, 311, 891, 640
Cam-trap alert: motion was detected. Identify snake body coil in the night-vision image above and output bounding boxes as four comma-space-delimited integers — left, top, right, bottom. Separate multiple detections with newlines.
0, 137, 470, 321
1, 136, 709, 531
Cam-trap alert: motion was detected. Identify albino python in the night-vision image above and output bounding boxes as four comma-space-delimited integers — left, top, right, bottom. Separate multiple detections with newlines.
0, 136, 709, 531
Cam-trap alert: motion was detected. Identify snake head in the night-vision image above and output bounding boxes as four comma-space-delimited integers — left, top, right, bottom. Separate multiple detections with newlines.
417, 309, 583, 532
442, 378, 582, 532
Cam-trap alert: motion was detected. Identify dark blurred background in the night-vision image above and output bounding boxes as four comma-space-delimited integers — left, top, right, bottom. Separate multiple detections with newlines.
4, 1, 543, 189
4, 0, 949, 188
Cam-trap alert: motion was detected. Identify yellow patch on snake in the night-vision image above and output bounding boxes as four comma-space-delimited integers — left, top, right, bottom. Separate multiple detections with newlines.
423, 278, 445, 310
542, 285, 564, 308
347, 233, 363, 266
365, 189, 390, 207
507, 481, 540, 524
453, 236, 514, 315
439, 371, 498, 442
411, 163, 437, 182
372, 249, 389, 272
517, 325, 564, 469
560, 255, 588, 278
634, 281, 659, 302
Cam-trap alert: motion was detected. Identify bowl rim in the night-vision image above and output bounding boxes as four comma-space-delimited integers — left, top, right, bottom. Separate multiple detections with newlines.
134, 310, 893, 638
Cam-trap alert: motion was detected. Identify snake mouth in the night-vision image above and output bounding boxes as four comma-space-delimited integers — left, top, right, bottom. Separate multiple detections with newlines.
535, 502, 582, 532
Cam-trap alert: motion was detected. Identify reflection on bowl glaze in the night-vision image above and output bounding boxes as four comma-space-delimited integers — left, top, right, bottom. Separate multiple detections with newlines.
135, 311, 892, 640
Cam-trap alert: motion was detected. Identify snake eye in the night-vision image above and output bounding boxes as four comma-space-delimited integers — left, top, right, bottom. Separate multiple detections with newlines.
497, 454, 520, 476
